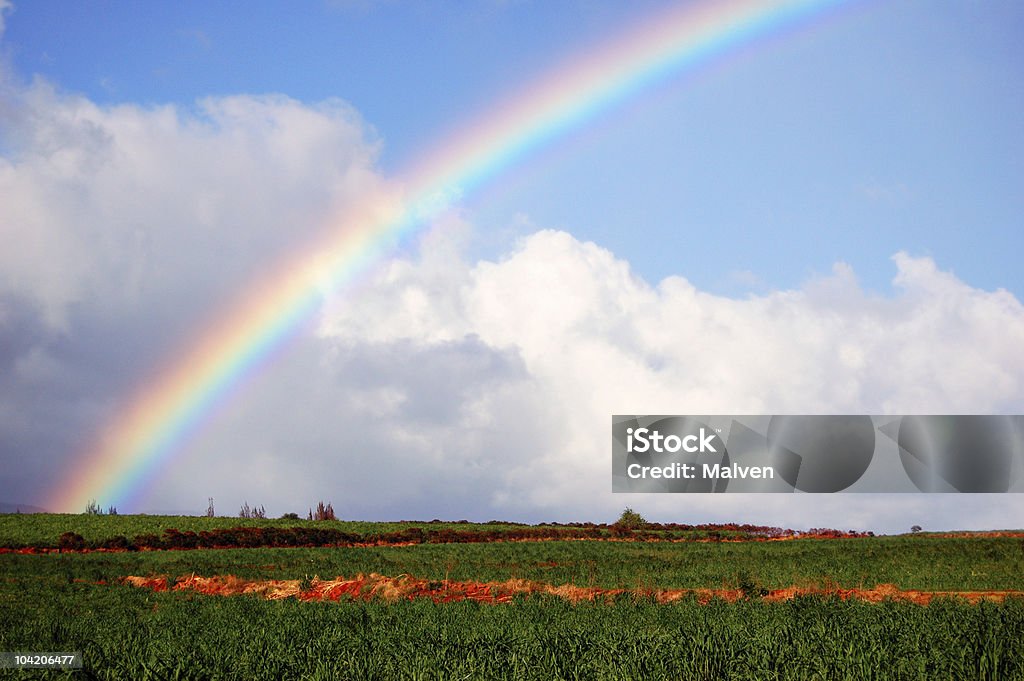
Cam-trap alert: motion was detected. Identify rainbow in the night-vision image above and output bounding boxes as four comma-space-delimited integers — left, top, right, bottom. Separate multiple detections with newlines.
49, 0, 850, 512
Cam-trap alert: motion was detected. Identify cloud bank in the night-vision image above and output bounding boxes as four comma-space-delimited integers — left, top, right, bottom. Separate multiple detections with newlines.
2, 76, 1023, 532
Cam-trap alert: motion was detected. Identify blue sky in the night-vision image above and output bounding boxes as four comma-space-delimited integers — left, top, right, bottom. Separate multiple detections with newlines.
1, 0, 1023, 530
6, 0, 1022, 294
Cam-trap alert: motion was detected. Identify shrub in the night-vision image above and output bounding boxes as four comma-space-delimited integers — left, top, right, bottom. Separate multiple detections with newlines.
132, 533, 162, 549
162, 528, 199, 549
281, 512, 300, 520
610, 524, 633, 538
99, 535, 131, 551
313, 501, 336, 521
614, 507, 648, 529
58, 532, 86, 551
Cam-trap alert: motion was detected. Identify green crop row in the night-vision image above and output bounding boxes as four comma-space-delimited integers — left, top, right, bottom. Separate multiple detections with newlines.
1, 575, 1021, 680
0, 514, 534, 547
0, 514, 800, 548
3, 535, 1023, 591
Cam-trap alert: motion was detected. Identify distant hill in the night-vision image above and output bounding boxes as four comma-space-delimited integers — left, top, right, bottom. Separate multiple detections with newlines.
0, 502, 50, 514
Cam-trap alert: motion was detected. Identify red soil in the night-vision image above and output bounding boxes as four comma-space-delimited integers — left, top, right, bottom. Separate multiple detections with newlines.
120, 573, 1024, 606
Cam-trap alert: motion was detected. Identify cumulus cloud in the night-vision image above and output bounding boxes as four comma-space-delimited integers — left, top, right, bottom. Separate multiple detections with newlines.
0, 81, 382, 328
2, 71, 1022, 532
314, 229, 1024, 529
0, 77, 388, 510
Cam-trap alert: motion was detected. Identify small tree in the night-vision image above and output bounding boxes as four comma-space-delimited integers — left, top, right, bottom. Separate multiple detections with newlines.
615, 507, 647, 529
84, 500, 102, 515
206, 497, 215, 518
240, 502, 266, 519
281, 512, 300, 520
313, 501, 336, 521
107, 506, 118, 516
910, 525, 923, 533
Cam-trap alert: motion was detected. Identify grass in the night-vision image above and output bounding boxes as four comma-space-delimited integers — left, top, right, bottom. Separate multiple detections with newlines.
0, 513, 818, 549
4, 534, 1023, 590
1, 515, 1022, 679
0, 513, 533, 547
1, 577, 1021, 680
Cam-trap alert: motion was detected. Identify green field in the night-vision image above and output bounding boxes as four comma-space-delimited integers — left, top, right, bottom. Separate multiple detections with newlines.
3, 535, 1024, 591
1, 515, 1022, 679
0, 514, 531, 547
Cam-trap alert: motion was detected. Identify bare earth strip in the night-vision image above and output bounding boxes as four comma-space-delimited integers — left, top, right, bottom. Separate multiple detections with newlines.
121, 573, 1024, 606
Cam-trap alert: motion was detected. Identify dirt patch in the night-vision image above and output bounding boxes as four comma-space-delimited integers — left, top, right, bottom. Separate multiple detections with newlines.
758, 583, 1019, 605
120, 573, 1024, 606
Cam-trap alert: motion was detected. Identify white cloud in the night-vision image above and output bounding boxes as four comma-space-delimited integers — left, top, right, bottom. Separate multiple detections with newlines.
312, 228, 1024, 529
0, 79, 382, 328
2, 73, 1022, 531
0, 77, 393, 511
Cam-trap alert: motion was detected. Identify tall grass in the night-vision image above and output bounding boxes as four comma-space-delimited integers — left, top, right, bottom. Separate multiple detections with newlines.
1, 576, 1021, 680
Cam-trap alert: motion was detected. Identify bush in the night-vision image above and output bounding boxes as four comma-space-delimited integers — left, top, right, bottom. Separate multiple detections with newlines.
281, 512, 300, 520
58, 532, 87, 551
133, 533, 162, 549
614, 507, 648, 529
312, 501, 336, 521
99, 535, 131, 551
162, 528, 199, 549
